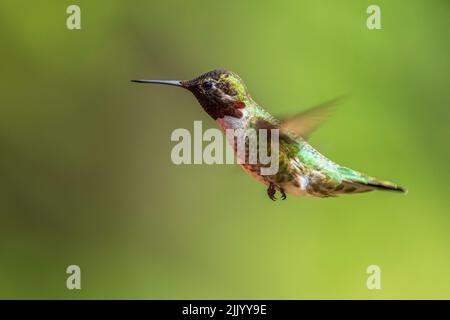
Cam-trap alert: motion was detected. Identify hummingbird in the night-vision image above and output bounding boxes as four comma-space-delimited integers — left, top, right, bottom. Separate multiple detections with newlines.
132, 69, 406, 200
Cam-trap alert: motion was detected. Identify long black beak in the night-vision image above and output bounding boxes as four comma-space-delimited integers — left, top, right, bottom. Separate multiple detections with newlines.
131, 79, 183, 87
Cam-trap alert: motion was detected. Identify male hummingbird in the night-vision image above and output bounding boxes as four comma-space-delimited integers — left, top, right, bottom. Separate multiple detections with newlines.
132, 69, 406, 200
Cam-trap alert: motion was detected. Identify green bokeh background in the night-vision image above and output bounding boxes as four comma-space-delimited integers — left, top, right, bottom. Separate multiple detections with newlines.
0, 0, 449, 299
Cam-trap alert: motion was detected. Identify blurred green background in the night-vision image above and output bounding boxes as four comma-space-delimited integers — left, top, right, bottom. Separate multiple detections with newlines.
0, 0, 449, 299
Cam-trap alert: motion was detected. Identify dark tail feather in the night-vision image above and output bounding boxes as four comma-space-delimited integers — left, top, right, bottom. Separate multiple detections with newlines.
337, 166, 407, 194
349, 180, 407, 193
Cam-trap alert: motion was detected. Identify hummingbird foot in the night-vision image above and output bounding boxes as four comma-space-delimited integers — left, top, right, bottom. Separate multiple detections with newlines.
279, 187, 287, 200
267, 183, 277, 201
267, 183, 287, 201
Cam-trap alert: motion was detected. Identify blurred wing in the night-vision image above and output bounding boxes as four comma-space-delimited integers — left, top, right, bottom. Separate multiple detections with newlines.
252, 118, 297, 144
280, 95, 347, 139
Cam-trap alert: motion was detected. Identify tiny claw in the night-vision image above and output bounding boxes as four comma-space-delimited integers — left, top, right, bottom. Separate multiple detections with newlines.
267, 183, 277, 201
278, 187, 287, 200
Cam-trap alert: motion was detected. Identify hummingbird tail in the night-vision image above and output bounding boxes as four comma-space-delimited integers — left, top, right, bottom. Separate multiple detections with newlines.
346, 179, 407, 193
337, 166, 407, 194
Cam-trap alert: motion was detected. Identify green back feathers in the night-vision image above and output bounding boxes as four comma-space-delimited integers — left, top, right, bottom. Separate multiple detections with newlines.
298, 143, 406, 194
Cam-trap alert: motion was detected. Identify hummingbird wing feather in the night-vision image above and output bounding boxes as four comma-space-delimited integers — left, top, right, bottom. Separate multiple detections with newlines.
280, 95, 346, 139
252, 118, 298, 144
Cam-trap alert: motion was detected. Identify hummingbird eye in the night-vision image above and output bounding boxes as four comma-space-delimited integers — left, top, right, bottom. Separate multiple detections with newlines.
202, 81, 212, 90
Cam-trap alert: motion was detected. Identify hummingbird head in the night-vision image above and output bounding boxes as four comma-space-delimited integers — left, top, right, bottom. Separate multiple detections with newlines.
132, 69, 250, 120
